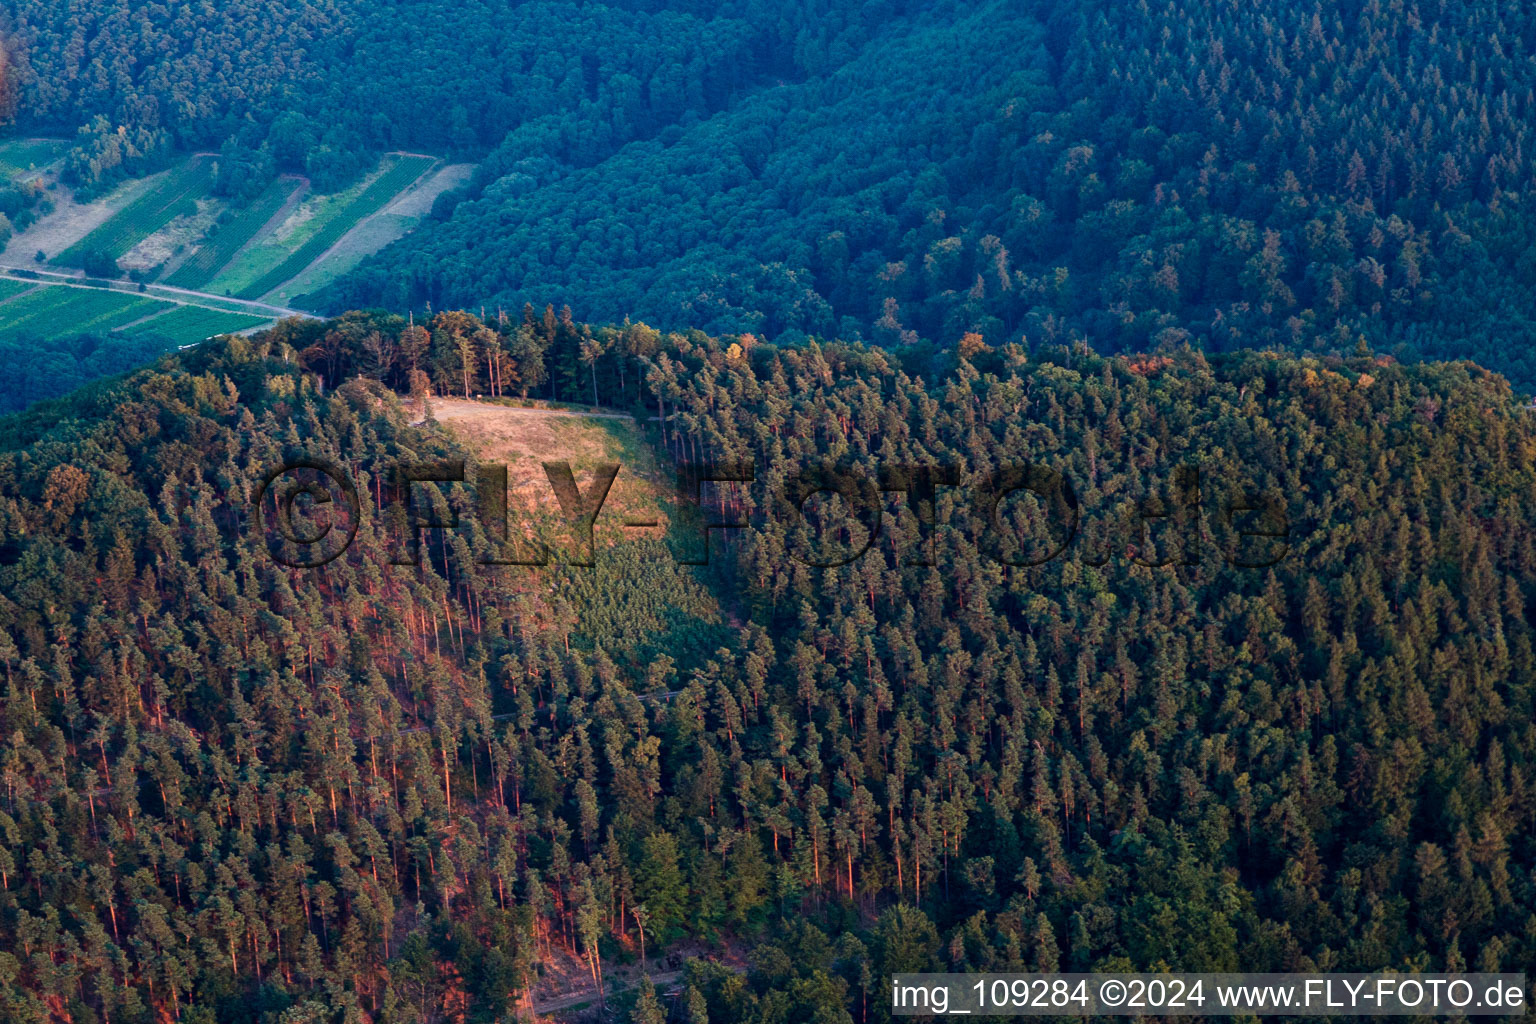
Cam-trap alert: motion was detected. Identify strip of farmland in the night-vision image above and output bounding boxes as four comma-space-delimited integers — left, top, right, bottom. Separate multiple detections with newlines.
0, 286, 175, 342
235, 155, 435, 300
124, 305, 274, 345
165, 177, 304, 290
56, 158, 216, 266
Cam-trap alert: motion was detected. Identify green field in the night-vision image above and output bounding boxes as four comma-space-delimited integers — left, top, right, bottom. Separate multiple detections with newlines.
165, 177, 303, 290
0, 286, 176, 343
124, 305, 274, 345
56, 158, 217, 266
0, 139, 68, 178
0, 279, 37, 304
231, 155, 435, 300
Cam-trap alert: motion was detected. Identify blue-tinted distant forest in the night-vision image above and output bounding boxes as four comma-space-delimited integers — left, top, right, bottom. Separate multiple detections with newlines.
8, 0, 1536, 383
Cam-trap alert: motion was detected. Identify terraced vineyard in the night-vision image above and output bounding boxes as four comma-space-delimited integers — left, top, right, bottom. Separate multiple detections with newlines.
0, 285, 175, 343
56, 158, 216, 266
124, 305, 273, 345
165, 177, 303, 290
235, 154, 434, 300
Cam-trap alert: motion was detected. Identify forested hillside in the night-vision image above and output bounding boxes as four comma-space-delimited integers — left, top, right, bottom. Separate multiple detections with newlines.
2, 0, 1536, 1020
316, 0, 1536, 390
0, 322, 176, 413
0, 0, 890, 195
8, 0, 1536, 387
0, 313, 1532, 1022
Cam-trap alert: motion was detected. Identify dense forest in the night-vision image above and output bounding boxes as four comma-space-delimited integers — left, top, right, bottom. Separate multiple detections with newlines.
0, 0, 883, 196
10, 0, 1536, 388
1, 0, 1535, 1020
0, 327, 177, 414
314, 0, 1536, 391
0, 311, 1532, 1023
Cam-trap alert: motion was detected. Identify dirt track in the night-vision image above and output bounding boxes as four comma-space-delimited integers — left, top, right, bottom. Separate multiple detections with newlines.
0, 267, 315, 322
528, 947, 747, 1020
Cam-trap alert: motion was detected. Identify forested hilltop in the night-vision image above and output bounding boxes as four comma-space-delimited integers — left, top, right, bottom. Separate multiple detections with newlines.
2, 0, 1536, 1018
0, 312, 1532, 1022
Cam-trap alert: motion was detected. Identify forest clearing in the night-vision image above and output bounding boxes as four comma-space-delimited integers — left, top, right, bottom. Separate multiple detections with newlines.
0, 137, 68, 179
428, 397, 670, 538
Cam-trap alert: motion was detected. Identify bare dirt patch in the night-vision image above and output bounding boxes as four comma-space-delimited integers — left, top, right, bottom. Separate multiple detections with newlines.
0, 175, 158, 268
121, 197, 225, 273
385, 162, 474, 218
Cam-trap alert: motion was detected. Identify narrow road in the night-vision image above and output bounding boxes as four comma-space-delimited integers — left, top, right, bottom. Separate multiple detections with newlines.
529, 969, 685, 1016
0, 264, 318, 320
141, 279, 316, 318
530, 959, 747, 1018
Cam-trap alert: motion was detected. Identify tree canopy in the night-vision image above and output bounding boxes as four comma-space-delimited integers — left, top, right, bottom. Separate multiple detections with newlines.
0, 314, 1530, 1021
